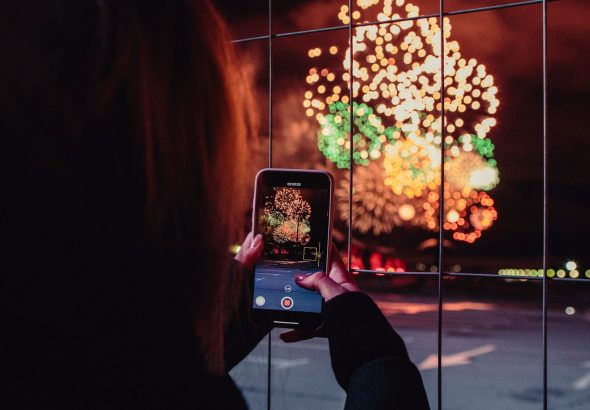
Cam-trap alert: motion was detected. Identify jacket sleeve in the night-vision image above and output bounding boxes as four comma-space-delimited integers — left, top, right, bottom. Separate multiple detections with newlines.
324, 292, 430, 410
223, 259, 271, 371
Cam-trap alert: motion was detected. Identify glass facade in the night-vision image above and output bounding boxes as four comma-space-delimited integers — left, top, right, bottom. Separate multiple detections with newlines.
221, 1, 590, 408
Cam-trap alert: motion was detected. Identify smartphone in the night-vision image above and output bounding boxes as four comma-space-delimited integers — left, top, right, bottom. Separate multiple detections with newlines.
251, 168, 334, 328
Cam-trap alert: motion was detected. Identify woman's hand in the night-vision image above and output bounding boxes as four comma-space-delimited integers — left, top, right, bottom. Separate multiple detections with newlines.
294, 243, 359, 300
280, 243, 360, 343
234, 232, 264, 271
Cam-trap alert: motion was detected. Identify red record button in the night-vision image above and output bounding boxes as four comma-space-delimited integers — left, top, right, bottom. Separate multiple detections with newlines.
280, 296, 294, 310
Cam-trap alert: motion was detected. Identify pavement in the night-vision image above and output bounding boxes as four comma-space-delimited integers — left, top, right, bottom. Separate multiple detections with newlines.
230, 281, 590, 409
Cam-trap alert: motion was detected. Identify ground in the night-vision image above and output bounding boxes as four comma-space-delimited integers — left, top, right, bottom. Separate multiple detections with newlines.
230, 280, 590, 409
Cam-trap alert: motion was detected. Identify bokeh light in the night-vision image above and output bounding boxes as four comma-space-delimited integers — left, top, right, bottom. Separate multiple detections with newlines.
335, 161, 423, 235
304, 0, 500, 243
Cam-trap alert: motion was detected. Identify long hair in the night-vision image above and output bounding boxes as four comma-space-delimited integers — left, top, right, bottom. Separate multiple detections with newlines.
0, 0, 252, 374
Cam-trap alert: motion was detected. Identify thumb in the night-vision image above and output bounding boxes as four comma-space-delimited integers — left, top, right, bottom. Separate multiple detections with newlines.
295, 272, 346, 302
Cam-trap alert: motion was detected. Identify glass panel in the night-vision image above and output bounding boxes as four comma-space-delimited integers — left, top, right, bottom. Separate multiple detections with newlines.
548, 281, 590, 409
272, 0, 345, 35
269, 29, 351, 258
234, 40, 270, 172
229, 40, 271, 409
547, 0, 590, 279
270, 30, 348, 170
349, 15, 442, 273
365, 278, 440, 405
442, 277, 543, 409
266, 274, 441, 410
216, 0, 269, 41
352, 0, 439, 24
269, 330, 346, 410
268, 29, 351, 409
229, 337, 271, 409
547, 0, 590, 406
269, 0, 440, 36
269, 13, 441, 409
442, 5, 544, 275
446, 0, 535, 14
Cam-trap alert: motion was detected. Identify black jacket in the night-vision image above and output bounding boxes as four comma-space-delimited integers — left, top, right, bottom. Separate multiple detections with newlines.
325, 291, 430, 409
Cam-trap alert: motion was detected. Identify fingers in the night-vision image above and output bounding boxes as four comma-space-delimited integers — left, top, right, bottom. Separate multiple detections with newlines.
235, 233, 264, 271
328, 243, 360, 292
250, 234, 263, 249
327, 244, 349, 283
330, 243, 347, 271
295, 271, 346, 301
242, 232, 254, 249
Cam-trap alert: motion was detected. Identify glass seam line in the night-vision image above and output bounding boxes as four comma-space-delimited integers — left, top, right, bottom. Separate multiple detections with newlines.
541, 0, 549, 408
347, 0, 354, 273
266, 1, 272, 409
436, 1, 445, 408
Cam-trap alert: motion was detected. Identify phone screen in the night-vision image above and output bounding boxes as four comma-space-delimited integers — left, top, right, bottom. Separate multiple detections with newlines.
253, 171, 331, 314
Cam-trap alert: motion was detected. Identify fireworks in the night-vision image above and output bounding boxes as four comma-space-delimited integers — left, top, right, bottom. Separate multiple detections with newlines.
382, 134, 441, 198
273, 219, 311, 244
335, 163, 497, 240
422, 185, 498, 243
335, 161, 425, 235
318, 102, 400, 168
263, 188, 312, 244
273, 188, 312, 222
304, 0, 500, 242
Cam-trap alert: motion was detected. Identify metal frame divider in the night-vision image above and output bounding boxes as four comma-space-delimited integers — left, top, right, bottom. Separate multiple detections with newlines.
266, 1, 273, 409
347, 0, 354, 273
437, 2, 446, 408
542, 0, 549, 409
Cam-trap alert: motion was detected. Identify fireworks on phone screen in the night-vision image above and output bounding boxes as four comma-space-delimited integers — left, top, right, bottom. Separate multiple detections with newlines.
253, 186, 328, 313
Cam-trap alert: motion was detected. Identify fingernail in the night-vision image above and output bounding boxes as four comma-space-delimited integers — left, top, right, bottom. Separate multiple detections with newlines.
294, 275, 305, 282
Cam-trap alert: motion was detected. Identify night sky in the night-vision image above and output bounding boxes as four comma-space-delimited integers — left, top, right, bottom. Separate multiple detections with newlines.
215, 0, 590, 271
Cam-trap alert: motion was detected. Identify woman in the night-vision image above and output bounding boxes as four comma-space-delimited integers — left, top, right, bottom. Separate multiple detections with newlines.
0, 1, 428, 408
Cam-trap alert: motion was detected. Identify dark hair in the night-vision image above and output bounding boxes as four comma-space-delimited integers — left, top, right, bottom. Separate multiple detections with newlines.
0, 0, 253, 373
